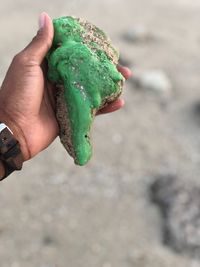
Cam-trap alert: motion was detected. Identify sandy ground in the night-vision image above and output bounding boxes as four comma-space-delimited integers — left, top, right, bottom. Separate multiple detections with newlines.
1, 0, 200, 266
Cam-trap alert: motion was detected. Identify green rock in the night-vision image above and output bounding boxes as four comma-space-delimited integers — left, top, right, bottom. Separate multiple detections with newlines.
47, 16, 124, 165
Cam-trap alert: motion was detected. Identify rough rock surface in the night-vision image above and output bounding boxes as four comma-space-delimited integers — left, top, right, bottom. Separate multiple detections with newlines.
47, 16, 124, 166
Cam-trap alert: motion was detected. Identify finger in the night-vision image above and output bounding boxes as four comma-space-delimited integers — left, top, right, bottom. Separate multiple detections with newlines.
22, 12, 54, 64
117, 65, 132, 80
97, 99, 125, 115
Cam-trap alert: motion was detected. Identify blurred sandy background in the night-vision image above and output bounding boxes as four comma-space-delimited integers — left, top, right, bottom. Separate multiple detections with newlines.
1, 0, 200, 266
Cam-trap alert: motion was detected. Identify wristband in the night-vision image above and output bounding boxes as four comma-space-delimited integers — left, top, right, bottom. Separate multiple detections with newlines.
0, 123, 23, 181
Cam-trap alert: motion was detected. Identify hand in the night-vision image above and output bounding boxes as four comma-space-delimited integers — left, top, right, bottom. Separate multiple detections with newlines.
0, 12, 131, 162
0, 12, 56, 161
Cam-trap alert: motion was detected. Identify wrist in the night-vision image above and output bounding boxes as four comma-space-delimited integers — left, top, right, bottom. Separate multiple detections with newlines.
0, 109, 30, 161
0, 161, 5, 179
0, 122, 24, 180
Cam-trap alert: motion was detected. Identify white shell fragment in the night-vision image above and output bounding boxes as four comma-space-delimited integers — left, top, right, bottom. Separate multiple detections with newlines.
131, 69, 172, 95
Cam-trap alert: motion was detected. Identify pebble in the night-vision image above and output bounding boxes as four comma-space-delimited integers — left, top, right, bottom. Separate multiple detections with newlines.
131, 70, 172, 95
112, 133, 123, 145
122, 26, 153, 43
150, 175, 200, 258
42, 235, 55, 246
192, 101, 200, 126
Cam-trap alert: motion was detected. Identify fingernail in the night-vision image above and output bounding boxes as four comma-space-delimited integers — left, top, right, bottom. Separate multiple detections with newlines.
39, 12, 46, 29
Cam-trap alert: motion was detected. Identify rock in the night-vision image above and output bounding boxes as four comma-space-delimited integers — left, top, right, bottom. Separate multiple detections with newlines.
112, 133, 123, 145
192, 101, 200, 126
131, 70, 172, 95
42, 235, 55, 246
150, 175, 200, 258
47, 16, 124, 166
122, 26, 153, 43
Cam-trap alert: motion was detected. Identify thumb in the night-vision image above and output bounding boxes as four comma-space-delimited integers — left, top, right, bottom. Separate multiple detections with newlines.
23, 12, 54, 64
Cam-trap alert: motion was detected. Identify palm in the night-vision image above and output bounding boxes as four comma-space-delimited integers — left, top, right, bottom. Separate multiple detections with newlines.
19, 65, 58, 158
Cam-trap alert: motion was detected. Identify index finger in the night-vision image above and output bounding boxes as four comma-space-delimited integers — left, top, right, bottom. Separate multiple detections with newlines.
117, 65, 132, 80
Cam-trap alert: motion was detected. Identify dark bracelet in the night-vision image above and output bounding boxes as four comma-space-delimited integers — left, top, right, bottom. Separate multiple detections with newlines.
0, 123, 23, 181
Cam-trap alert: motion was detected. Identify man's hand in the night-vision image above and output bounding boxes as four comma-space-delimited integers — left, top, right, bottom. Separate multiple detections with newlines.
0, 12, 131, 162
0, 13, 56, 161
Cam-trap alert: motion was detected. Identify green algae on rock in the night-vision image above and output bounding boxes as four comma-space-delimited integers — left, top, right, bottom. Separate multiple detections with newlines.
47, 16, 124, 165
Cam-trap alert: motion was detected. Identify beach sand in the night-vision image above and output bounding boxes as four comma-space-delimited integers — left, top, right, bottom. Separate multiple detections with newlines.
1, 0, 200, 266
